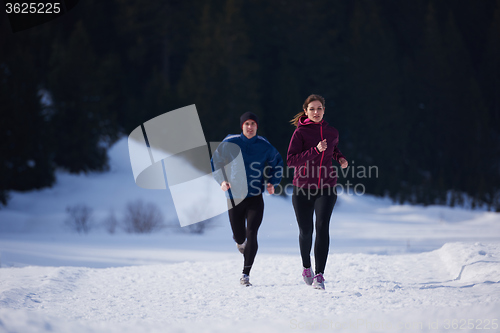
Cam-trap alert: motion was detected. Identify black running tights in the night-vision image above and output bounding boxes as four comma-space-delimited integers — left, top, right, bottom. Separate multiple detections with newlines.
228, 194, 264, 275
292, 186, 337, 275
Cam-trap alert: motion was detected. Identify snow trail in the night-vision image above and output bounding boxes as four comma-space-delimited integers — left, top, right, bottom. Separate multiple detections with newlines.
1, 243, 499, 332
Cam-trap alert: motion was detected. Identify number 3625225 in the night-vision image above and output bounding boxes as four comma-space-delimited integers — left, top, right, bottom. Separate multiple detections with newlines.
6, 3, 61, 14
443, 319, 498, 330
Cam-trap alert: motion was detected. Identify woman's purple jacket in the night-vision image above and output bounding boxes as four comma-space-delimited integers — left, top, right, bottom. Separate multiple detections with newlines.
287, 116, 346, 189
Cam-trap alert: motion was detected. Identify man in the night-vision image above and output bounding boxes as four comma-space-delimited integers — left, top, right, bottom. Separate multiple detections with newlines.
211, 112, 283, 286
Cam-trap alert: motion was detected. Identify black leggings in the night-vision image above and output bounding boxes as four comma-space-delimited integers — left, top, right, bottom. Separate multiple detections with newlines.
228, 194, 264, 275
292, 186, 337, 275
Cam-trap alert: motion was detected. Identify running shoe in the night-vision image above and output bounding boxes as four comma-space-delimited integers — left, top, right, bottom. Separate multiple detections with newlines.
312, 273, 325, 290
302, 267, 313, 285
240, 274, 252, 286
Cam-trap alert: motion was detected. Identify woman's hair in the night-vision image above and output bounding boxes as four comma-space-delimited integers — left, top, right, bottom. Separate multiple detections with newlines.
290, 94, 326, 127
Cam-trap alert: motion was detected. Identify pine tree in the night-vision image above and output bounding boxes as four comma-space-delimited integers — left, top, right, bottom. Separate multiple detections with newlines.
339, 0, 406, 197
478, 0, 500, 210
47, 20, 118, 172
177, 0, 260, 140
0, 11, 56, 204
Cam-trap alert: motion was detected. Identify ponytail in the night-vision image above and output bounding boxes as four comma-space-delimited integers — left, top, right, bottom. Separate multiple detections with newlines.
290, 111, 305, 127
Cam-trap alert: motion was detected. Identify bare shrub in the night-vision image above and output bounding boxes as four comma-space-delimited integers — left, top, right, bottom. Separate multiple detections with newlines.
103, 210, 119, 234
65, 204, 93, 234
182, 220, 213, 234
179, 205, 215, 234
123, 200, 164, 233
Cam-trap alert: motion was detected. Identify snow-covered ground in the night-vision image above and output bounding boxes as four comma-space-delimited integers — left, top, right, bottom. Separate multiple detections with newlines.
1, 138, 499, 332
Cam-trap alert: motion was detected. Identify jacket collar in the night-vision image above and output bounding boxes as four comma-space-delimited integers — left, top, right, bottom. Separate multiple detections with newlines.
298, 115, 326, 127
240, 132, 258, 143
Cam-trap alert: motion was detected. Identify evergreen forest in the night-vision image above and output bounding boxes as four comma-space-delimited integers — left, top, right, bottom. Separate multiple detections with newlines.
1, 0, 499, 210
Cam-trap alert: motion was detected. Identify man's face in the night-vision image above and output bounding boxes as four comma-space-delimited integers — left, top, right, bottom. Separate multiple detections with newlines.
242, 120, 257, 139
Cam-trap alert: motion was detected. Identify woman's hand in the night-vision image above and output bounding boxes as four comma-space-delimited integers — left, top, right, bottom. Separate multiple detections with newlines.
339, 158, 348, 169
266, 183, 275, 195
221, 181, 231, 191
317, 139, 327, 152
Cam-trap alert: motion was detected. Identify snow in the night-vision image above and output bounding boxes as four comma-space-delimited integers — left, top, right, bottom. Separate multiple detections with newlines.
1, 137, 500, 332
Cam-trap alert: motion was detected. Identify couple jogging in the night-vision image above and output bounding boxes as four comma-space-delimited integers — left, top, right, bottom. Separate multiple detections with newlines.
211, 94, 348, 290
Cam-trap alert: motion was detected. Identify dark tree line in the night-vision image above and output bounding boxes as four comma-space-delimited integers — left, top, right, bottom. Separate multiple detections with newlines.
1, 0, 499, 210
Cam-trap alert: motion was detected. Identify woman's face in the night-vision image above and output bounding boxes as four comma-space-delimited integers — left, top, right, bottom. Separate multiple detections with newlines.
304, 100, 325, 123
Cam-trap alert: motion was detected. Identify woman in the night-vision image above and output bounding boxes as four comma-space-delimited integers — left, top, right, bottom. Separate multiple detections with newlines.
287, 94, 348, 290
212, 112, 283, 286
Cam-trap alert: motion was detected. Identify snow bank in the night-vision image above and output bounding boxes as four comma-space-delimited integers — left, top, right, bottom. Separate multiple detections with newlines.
436, 242, 500, 285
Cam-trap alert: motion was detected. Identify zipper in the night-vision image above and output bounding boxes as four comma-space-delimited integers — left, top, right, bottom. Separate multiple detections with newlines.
318, 124, 325, 188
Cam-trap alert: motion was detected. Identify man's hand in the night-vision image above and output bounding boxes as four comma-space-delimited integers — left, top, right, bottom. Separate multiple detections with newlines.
266, 183, 275, 195
221, 181, 231, 191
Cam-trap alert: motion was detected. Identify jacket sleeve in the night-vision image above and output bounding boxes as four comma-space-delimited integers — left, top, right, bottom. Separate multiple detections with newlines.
210, 142, 230, 185
332, 144, 346, 163
286, 130, 320, 167
267, 145, 284, 186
